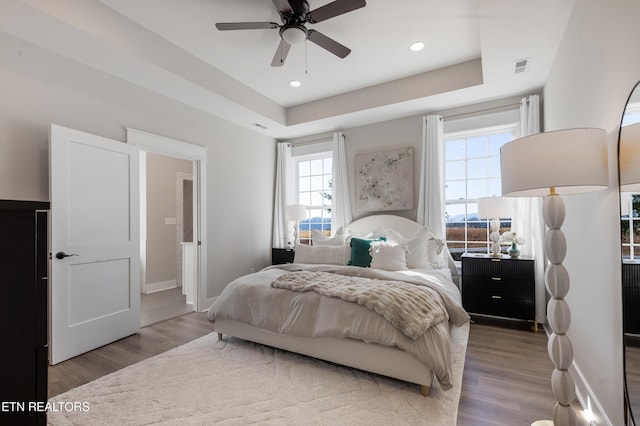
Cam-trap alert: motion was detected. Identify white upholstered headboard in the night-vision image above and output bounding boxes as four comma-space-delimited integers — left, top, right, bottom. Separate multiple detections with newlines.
346, 215, 459, 284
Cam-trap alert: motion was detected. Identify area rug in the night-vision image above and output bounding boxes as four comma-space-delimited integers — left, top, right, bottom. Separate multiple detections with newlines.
48, 323, 469, 425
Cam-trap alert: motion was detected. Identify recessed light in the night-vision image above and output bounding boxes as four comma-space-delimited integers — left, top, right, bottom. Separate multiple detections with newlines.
289, 80, 302, 87
410, 42, 425, 52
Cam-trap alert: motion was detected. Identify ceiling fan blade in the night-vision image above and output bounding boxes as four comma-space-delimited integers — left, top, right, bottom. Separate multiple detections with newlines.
272, 0, 292, 13
215, 22, 279, 31
271, 39, 292, 67
307, 29, 351, 58
307, 0, 366, 23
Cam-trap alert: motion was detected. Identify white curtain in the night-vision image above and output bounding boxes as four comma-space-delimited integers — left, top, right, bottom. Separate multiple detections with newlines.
331, 131, 352, 231
512, 94, 547, 323
272, 142, 293, 248
417, 115, 445, 238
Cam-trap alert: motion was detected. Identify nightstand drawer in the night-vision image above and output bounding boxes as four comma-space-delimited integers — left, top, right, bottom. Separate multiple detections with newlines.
462, 276, 532, 299
462, 256, 534, 279
462, 290, 535, 320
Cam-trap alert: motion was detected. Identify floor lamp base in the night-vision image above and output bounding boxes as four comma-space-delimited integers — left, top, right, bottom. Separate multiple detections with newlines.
544, 191, 577, 426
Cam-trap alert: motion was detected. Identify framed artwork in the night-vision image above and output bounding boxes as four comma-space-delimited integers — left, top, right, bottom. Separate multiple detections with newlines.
355, 147, 414, 211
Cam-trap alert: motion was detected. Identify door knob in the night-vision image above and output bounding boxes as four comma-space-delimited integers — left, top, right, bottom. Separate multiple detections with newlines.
55, 251, 78, 260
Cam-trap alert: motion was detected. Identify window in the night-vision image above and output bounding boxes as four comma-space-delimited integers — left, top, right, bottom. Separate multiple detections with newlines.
444, 124, 518, 260
295, 153, 332, 245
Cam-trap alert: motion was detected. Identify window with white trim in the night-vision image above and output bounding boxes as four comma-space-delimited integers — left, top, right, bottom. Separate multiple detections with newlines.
444, 124, 518, 260
295, 152, 332, 245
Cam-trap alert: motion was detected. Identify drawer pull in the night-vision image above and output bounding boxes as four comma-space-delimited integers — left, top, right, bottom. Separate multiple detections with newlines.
490, 258, 501, 262
491, 277, 502, 281
491, 295, 502, 299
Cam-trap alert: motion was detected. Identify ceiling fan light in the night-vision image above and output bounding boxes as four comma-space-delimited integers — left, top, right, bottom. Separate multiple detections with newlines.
282, 26, 307, 45
410, 41, 425, 52
289, 80, 302, 87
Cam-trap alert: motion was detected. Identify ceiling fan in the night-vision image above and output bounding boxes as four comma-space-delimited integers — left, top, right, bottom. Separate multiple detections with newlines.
215, 0, 366, 67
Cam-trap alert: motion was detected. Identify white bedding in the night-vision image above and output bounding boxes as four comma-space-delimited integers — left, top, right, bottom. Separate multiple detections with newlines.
207, 263, 469, 390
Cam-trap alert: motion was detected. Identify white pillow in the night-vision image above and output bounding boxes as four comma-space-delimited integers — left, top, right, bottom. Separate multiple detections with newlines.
369, 241, 408, 271
312, 226, 351, 246
293, 244, 351, 265
370, 226, 446, 270
425, 233, 447, 269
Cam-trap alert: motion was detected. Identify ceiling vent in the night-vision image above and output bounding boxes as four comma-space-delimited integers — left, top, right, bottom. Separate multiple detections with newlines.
514, 58, 530, 74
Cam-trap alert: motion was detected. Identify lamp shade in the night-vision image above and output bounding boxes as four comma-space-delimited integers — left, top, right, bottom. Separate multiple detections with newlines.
286, 204, 307, 221
620, 122, 640, 192
477, 196, 513, 219
501, 128, 608, 197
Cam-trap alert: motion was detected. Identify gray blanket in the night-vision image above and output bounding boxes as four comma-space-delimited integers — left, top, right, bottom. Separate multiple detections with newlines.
272, 270, 447, 340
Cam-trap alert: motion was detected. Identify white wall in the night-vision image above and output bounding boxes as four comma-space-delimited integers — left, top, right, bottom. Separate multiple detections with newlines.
0, 40, 276, 303
543, 0, 640, 424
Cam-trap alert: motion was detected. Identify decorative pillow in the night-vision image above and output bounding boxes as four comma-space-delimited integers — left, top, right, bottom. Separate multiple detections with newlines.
293, 244, 351, 265
425, 233, 447, 269
369, 241, 408, 271
348, 237, 385, 267
369, 226, 446, 270
312, 226, 351, 246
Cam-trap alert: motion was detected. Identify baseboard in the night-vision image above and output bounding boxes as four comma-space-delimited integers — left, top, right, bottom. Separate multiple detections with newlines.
145, 279, 177, 294
571, 357, 612, 425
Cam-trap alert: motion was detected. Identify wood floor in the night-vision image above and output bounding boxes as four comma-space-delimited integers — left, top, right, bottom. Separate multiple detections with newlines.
140, 286, 194, 327
49, 314, 558, 424
458, 320, 556, 425
48, 313, 214, 398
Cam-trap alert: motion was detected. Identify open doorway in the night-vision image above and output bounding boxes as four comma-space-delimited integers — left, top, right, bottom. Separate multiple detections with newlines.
139, 153, 195, 327
126, 128, 208, 327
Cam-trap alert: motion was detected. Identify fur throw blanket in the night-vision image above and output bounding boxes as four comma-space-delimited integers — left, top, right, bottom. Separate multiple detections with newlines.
271, 270, 448, 339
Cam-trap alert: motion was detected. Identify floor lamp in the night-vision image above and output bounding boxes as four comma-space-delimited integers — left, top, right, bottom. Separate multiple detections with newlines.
478, 196, 514, 256
500, 128, 608, 426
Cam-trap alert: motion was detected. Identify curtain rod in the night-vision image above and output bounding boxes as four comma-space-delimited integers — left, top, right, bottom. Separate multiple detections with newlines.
441, 102, 522, 121
285, 136, 334, 147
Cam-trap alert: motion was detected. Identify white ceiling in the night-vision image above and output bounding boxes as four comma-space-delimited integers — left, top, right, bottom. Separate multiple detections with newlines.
1, 0, 575, 139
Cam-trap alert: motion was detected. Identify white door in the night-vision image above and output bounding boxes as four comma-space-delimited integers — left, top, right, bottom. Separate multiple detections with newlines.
49, 124, 140, 365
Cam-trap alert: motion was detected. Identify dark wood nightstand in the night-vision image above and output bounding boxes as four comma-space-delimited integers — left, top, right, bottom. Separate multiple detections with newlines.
272, 248, 295, 265
461, 254, 536, 329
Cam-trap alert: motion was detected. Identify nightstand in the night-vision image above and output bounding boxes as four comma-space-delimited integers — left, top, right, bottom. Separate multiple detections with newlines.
461, 253, 536, 328
272, 248, 295, 265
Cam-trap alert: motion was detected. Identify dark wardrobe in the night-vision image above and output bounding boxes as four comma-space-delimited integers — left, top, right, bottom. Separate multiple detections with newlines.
0, 200, 49, 425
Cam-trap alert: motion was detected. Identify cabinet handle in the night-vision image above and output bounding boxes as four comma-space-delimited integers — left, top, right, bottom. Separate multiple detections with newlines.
491, 258, 501, 262
491, 277, 502, 281
491, 295, 502, 299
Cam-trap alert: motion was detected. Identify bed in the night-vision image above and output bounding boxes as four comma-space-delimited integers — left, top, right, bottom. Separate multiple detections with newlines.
207, 215, 470, 396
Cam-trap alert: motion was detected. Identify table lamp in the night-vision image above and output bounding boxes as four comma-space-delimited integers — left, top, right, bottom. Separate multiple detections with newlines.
477, 196, 514, 256
501, 128, 608, 425
286, 204, 308, 245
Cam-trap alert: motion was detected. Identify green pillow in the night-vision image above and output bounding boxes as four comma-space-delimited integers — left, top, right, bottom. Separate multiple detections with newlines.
348, 237, 386, 267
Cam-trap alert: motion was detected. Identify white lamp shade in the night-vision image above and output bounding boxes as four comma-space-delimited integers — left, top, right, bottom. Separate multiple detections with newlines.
286, 204, 307, 221
620, 122, 640, 192
501, 128, 608, 197
477, 196, 513, 219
